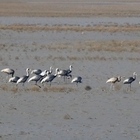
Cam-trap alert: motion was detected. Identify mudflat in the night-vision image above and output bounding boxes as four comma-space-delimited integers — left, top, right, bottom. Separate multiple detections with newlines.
0, 1, 140, 140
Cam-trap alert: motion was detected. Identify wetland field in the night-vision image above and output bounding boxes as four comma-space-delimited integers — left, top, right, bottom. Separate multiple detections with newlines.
0, 0, 140, 140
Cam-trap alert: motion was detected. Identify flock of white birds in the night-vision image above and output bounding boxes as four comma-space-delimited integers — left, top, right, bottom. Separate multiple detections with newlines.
1, 65, 82, 88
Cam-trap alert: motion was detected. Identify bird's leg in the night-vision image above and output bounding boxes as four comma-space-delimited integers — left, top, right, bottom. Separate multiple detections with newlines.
130, 84, 131, 91
112, 83, 115, 91
35, 81, 37, 85
110, 83, 113, 91
6, 75, 9, 83
65, 76, 68, 83
64, 76, 65, 82
35, 81, 41, 88
42, 83, 44, 87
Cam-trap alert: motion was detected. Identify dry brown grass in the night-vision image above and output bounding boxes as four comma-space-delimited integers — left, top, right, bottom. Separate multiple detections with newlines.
1, 24, 140, 32
11, 86, 18, 93
0, 85, 75, 93
43, 85, 76, 92
0, 84, 8, 91
0, 1, 140, 17
38, 40, 140, 53
29, 85, 41, 92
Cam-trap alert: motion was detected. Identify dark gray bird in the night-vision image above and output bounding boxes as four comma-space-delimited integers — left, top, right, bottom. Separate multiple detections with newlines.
123, 72, 137, 91
106, 76, 122, 90
16, 68, 30, 86
57, 65, 72, 81
31, 69, 42, 75
71, 76, 82, 86
57, 69, 67, 81
40, 68, 58, 86
65, 65, 73, 79
1, 68, 15, 80
28, 70, 48, 88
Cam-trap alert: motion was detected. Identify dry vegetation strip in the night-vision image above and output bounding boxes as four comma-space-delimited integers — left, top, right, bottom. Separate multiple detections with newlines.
0, 2, 140, 17
0, 24, 140, 32
40, 40, 140, 52
0, 84, 76, 93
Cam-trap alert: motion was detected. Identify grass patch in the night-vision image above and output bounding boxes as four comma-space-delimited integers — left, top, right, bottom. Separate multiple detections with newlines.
29, 85, 40, 92
0, 84, 8, 91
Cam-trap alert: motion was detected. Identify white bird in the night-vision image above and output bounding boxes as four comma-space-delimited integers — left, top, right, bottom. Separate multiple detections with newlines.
71, 76, 82, 86
31, 69, 42, 75
106, 76, 122, 90
40, 68, 58, 86
16, 68, 30, 86
123, 72, 137, 91
1, 68, 15, 80
9, 76, 20, 83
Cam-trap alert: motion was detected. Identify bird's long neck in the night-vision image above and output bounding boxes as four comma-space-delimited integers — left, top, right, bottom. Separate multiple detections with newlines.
133, 74, 136, 80
50, 67, 53, 73
26, 70, 30, 77
69, 65, 72, 71
12, 72, 14, 77
55, 68, 59, 75
117, 77, 121, 82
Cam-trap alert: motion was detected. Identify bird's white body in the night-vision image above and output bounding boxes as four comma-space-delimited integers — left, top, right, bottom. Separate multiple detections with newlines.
106, 76, 121, 84
9, 76, 20, 83
1, 68, 15, 77
106, 76, 122, 90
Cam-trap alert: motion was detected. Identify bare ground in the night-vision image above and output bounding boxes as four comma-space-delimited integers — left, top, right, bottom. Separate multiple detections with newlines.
0, 1, 140, 140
